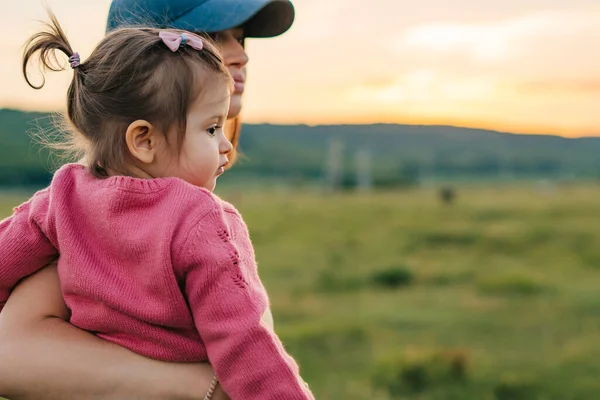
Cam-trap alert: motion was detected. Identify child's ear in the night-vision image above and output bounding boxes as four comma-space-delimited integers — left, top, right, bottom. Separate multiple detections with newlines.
125, 120, 159, 164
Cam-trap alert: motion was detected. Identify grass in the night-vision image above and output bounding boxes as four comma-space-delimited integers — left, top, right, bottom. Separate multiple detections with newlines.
2, 183, 600, 399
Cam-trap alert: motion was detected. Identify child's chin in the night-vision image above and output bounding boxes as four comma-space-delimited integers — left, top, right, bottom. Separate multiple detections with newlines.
203, 180, 217, 192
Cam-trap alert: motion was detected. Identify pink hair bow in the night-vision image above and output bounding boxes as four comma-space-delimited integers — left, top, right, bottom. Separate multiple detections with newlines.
159, 31, 204, 52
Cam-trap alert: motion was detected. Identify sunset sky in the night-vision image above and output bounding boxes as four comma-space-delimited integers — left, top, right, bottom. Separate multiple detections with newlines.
1, 0, 599, 137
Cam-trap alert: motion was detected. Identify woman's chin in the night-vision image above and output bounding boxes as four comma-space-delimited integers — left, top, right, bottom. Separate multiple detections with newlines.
228, 94, 242, 119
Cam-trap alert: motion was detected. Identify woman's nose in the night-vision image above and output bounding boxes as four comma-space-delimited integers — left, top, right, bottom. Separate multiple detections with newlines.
223, 39, 249, 68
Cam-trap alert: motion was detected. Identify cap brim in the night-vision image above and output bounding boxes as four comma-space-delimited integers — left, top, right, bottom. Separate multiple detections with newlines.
171, 0, 295, 38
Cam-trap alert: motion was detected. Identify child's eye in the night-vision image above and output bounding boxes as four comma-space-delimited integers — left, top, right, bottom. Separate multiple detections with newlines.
206, 126, 221, 136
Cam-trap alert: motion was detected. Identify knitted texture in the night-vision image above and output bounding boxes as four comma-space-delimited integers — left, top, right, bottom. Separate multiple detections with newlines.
0, 163, 313, 400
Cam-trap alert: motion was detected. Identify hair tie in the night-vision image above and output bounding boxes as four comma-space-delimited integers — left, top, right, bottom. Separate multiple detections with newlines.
69, 52, 81, 69
159, 31, 203, 52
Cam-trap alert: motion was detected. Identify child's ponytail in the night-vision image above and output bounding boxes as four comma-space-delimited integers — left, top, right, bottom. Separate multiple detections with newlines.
22, 11, 78, 90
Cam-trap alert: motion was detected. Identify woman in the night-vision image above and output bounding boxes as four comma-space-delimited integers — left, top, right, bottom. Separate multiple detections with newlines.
0, 0, 294, 398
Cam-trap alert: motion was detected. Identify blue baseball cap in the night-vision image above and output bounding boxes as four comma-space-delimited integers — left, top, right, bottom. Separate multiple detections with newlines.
106, 0, 295, 38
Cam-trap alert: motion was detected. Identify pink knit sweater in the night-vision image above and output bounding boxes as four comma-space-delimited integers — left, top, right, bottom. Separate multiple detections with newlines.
0, 163, 313, 399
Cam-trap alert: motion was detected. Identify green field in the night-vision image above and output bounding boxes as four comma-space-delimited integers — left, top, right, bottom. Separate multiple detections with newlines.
2, 184, 600, 399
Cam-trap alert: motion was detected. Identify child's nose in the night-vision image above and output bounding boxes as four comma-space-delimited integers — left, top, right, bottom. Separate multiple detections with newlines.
220, 136, 233, 154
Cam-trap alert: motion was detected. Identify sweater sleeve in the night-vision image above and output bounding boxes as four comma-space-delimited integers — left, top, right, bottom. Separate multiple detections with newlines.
0, 189, 58, 312
179, 208, 314, 400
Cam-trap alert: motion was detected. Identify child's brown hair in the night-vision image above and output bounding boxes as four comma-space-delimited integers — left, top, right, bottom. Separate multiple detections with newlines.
23, 11, 232, 177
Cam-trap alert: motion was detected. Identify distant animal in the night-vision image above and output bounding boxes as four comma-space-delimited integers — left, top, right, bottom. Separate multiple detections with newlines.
439, 186, 456, 205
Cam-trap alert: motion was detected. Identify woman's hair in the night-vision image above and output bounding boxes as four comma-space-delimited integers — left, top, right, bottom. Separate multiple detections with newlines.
225, 116, 241, 166
22, 11, 232, 177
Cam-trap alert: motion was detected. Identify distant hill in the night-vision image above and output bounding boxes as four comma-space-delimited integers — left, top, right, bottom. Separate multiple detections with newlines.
0, 109, 56, 186
1, 108, 599, 187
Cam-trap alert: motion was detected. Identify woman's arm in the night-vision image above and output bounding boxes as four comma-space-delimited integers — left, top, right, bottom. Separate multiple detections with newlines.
0, 265, 228, 400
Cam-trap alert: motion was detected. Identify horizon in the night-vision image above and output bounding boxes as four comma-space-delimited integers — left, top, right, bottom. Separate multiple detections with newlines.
1, 0, 599, 137
3, 107, 598, 139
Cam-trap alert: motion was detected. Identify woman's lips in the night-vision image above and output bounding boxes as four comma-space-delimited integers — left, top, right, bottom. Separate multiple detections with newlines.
233, 80, 245, 93
231, 72, 245, 94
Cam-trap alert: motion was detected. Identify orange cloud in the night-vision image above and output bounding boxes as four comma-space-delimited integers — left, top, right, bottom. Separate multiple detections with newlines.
517, 80, 600, 95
